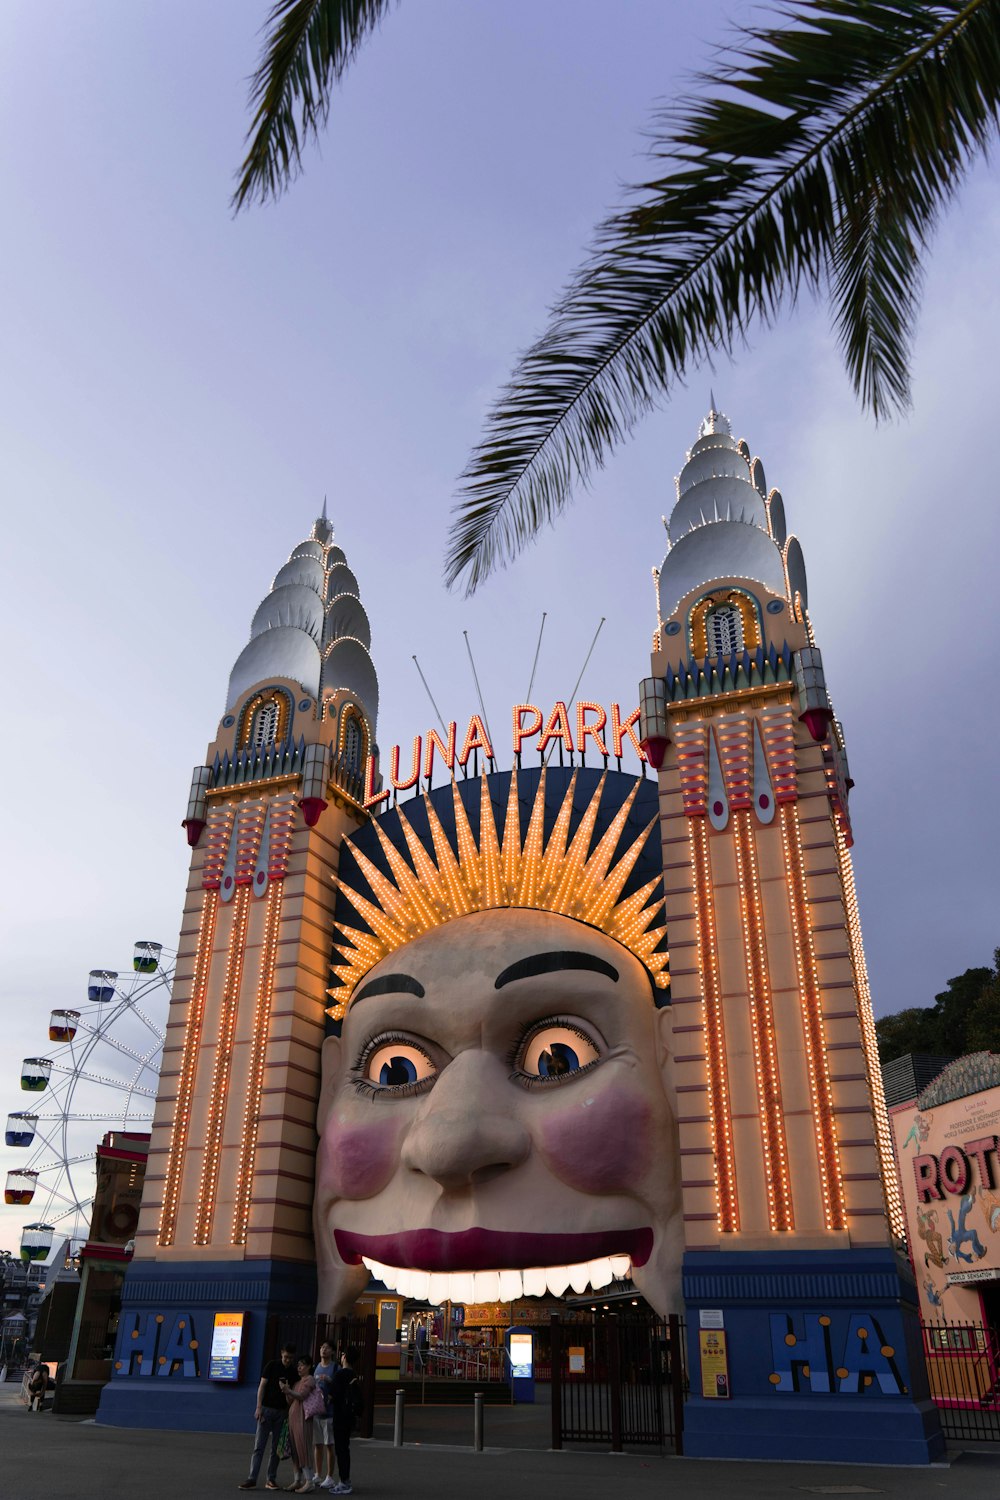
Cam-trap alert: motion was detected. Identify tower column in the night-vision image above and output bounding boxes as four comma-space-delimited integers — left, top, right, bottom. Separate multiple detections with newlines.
650, 405, 941, 1462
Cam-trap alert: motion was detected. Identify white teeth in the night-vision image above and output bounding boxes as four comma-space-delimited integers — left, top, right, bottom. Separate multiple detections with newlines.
498, 1269, 523, 1300
588, 1257, 614, 1289
522, 1267, 547, 1297
473, 1270, 501, 1301
409, 1270, 430, 1301
545, 1265, 571, 1296
361, 1255, 633, 1302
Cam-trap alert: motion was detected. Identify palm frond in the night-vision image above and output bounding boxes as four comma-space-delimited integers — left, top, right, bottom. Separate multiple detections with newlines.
233, 0, 395, 213
448, 0, 1000, 593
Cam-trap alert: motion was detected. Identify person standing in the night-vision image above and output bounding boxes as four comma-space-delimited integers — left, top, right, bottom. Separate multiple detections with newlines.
285, 1354, 319, 1492
312, 1341, 337, 1491
327, 1346, 361, 1497
414, 1317, 428, 1371
239, 1343, 295, 1491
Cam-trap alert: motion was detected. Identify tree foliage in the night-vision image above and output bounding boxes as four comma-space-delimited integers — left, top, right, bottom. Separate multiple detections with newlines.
876, 949, 1000, 1063
233, 2, 1000, 592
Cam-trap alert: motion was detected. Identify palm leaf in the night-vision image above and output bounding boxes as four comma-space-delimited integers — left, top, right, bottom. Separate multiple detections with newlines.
447, 0, 1000, 593
233, 0, 396, 213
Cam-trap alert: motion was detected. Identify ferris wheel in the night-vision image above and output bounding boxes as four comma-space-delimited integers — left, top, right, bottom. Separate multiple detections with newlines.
4, 941, 172, 1262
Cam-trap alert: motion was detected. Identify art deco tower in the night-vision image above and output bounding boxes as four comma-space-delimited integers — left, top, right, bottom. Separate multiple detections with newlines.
639, 407, 940, 1462
100, 510, 380, 1429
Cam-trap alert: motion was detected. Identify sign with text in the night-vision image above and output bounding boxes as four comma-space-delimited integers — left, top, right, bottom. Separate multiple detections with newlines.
699, 1328, 730, 1399
208, 1311, 246, 1382
363, 701, 646, 807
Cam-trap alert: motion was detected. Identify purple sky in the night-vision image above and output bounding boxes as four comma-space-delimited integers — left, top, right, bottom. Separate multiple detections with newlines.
1, 1, 997, 1250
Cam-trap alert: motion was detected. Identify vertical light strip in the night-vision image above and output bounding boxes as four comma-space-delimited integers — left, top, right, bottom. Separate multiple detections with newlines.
833, 821, 906, 1241
732, 809, 794, 1231
689, 818, 739, 1232
779, 802, 846, 1231
232, 881, 283, 1245
194, 884, 251, 1246
158, 890, 218, 1246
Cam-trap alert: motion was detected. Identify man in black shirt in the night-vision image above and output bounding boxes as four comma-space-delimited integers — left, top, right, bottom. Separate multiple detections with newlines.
239, 1343, 295, 1490
327, 1346, 360, 1496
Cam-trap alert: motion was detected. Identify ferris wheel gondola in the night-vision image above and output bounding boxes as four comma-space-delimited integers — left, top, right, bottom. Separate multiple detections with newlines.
3, 941, 171, 1252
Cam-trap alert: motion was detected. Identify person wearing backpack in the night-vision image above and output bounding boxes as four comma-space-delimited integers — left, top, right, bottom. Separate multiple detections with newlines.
327, 1345, 362, 1496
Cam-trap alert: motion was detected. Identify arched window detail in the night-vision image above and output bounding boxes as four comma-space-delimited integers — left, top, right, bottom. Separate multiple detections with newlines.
689, 590, 761, 659
238, 689, 290, 751
344, 716, 362, 771
338, 706, 368, 773
706, 604, 744, 658
251, 700, 279, 750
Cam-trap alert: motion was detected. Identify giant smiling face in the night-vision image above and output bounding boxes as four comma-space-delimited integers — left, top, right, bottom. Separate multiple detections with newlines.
315, 907, 682, 1316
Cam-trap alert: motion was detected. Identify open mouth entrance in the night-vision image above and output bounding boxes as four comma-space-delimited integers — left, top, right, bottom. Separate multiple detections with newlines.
360, 1254, 633, 1301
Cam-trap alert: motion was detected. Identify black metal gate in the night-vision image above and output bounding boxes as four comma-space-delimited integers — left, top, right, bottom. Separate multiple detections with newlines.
921, 1320, 1000, 1442
265, 1311, 379, 1439
549, 1309, 685, 1453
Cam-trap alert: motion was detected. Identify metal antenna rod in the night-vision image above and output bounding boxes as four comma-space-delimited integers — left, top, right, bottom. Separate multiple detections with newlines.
463, 631, 495, 749
544, 617, 606, 766
412, 655, 448, 735
525, 612, 547, 703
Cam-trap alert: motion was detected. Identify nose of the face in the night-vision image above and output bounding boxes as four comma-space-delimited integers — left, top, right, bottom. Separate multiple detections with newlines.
401, 1051, 530, 1191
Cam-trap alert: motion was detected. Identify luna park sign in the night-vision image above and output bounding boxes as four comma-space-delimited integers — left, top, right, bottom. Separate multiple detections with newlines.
362, 701, 646, 809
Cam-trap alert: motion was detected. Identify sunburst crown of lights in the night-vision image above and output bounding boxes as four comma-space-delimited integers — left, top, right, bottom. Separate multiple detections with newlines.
327, 767, 669, 1020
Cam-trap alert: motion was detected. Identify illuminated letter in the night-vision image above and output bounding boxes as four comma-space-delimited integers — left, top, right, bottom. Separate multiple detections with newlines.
363, 754, 389, 810
458, 715, 494, 767
512, 704, 543, 756
538, 702, 574, 756
423, 722, 457, 781
576, 701, 609, 758
965, 1135, 998, 1190
913, 1154, 942, 1203
939, 1145, 970, 1195
611, 703, 645, 761
390, 736, 422, 793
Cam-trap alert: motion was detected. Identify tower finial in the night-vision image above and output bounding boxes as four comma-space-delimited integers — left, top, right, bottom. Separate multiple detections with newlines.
322, 495, 327, 521
710, 387, 717, 413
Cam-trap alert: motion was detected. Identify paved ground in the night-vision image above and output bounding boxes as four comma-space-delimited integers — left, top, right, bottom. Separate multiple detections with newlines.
5, 1383, 1000, 1500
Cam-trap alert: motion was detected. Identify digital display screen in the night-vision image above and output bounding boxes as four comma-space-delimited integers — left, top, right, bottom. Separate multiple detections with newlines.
209, 1311, 246, 1382
509, 1332, 533, 1379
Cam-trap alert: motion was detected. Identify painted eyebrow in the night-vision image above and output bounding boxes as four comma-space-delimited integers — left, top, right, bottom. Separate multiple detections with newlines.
352, 973, 425, 1006
494, 951, 619, 991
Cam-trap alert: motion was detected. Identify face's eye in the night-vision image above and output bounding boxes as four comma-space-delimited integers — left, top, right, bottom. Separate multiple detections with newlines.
520, 1024, 601, 1081
365, 1041, 436, 1089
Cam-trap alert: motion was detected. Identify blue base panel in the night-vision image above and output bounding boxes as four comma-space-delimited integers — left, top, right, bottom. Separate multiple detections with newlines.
681, 1246, 946, 1464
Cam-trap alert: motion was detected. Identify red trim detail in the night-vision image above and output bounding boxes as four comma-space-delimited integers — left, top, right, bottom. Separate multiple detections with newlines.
299, 797, 327, 827
799, 707, 833, 742
639, 735, 669, 770
183, 818, 206, 847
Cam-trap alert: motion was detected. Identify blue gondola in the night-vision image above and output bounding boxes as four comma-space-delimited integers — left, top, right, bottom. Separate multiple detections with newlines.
88, 969, 117, 1002
5, 1112, 37, 1148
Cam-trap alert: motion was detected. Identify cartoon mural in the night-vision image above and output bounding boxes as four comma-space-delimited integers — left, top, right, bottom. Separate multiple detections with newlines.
891, 1053, 1000, 1324
314, 765, 682, 1316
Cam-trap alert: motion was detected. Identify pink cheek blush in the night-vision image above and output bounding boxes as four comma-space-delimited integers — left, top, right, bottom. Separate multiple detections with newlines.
538, 1086, 653, 1195
317, 1116, 402, 1200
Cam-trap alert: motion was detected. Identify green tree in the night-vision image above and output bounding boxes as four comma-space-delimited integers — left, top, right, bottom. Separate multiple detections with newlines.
234, 1, 1000, 591
876, 955, 999, 1063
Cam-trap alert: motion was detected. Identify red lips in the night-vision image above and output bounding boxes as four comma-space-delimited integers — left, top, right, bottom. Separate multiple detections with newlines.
334, 1225, 653, 1271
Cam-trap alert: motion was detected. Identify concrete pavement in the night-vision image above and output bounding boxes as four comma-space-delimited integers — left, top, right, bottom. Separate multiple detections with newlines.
4, 1382, 1000, 1500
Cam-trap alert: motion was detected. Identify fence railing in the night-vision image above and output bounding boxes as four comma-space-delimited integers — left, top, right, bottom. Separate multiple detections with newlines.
550, 1310, 686, 1453
921, 1319, 1000, 1442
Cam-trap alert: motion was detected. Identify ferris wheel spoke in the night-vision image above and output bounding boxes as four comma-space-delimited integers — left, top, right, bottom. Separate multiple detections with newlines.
9, 945, 169, 1264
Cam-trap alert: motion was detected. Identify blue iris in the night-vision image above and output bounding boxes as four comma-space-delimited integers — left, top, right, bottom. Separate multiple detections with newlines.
537, 1042, 580, 1078
379, 1054, 418, 1086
